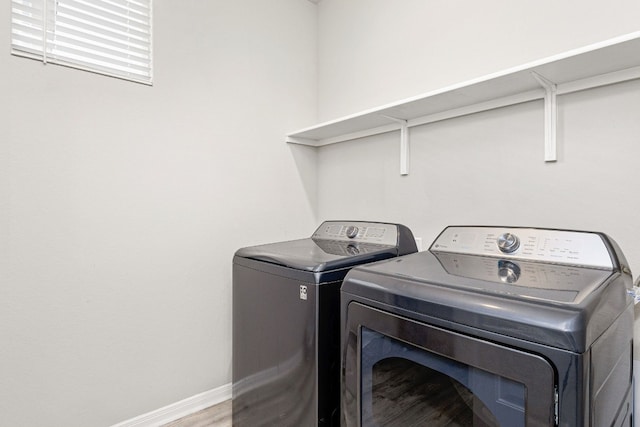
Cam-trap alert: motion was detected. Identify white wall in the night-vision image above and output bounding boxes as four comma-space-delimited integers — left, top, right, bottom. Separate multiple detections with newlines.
317, 0, 640, 121
0, 1, 317, 426
316, 0, 640, 272
316, 81, 640, 269
3, 0, 639, 425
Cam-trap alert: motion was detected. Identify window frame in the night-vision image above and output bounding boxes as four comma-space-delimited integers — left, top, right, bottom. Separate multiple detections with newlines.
10, 0, 153, 85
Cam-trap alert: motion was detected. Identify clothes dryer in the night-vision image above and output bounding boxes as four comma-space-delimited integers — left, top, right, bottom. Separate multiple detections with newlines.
233, 221, 417, 426
342, 226, 633, 427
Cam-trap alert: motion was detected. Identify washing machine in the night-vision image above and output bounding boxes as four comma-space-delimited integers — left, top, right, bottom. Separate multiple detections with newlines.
232, 220, 417, 426
341, 226, 634, 427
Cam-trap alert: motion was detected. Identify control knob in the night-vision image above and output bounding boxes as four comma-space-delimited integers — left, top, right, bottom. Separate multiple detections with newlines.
345, 226, 359, 239
497, 232, 520, 253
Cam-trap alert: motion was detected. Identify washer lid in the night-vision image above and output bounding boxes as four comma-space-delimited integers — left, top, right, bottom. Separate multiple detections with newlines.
234, 221, 417, 273
235, 238, 399, 272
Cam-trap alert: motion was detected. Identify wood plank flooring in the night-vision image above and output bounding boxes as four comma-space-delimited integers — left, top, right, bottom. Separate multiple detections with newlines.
163, 360, 496, 426
162, 399, 231, 427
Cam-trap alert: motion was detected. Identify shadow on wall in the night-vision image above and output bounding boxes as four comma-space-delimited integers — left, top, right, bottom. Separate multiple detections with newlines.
288, 144, 318, 220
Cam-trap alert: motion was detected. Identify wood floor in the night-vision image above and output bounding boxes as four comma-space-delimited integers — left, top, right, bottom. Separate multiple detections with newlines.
162, 399, 231, 427
163, 362, 494, 427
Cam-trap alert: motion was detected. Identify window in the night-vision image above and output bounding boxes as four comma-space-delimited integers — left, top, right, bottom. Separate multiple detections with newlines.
11, 0, 152, 85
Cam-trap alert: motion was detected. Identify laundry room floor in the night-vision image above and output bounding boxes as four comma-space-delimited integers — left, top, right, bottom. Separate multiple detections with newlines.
162, 399, 231, 427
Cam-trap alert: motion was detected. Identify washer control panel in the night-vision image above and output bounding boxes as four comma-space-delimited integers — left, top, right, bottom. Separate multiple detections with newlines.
312, 221, 398, 246
430, 226, 614, 270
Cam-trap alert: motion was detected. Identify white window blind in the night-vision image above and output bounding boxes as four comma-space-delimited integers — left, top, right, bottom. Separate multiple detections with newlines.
11, 0, 152, 85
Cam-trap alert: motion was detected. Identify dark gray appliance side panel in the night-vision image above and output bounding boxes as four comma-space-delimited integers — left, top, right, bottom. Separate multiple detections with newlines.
233, 254, 317, 283
589, 303, 633, 427
232, 262, 317, 426
233, 254, 351, 284
397, 223, 418, 255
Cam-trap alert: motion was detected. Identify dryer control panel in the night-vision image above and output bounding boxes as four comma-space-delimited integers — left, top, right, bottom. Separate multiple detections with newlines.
430, 226, 614, 270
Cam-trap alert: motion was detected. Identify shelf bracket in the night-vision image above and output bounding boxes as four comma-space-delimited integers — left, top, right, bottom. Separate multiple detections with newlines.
531, 71, 558, 162
381, 115, 410, 175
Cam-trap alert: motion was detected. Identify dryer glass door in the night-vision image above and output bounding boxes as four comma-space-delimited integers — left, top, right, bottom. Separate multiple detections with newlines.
361, 328, 524, 426
342, 303, 556, 427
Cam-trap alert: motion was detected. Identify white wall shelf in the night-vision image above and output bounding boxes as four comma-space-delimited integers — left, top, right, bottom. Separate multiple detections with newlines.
286, 32, 640, 175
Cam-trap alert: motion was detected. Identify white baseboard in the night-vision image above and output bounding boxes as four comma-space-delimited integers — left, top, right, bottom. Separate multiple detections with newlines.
110, 383, 232, 427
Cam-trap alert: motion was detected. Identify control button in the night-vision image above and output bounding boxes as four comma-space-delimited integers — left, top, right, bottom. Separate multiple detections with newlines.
345, 226, 359, 239
498, 260, 521, 284
497, 233, 520, 253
